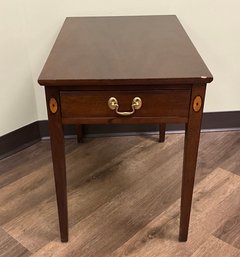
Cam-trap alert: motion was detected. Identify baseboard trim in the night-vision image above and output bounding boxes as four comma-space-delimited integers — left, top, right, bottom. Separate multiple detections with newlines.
1, 111, 239, 159
0, 122, 41, 160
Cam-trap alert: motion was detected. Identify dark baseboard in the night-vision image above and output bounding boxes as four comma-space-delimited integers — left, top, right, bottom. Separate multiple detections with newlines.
1, 111, 239, 159
0, 122, 41, 160
202, 111, 240, 130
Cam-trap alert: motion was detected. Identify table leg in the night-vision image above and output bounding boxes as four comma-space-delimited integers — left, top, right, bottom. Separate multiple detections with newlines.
159, 123, 166, 142
45, 87, 68, 242
76, 125, 84, 143
179, 85, 206, 242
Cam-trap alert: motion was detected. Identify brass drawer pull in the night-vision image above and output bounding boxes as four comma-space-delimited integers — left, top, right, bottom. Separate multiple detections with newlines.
108, 97, 142, 116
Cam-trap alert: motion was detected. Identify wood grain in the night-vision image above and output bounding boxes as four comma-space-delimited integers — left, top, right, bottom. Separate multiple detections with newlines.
38, 16, 213, 86
191, 236, 240, 257
179, 84, 206, 241
108, 168, 240, 257
214, 205, 240, 249
38, 15, 213, 243
60, 90, 190, 119
3, 135, 184, 252
0, 228, 31, 257
45, 87, 68, 242
0, 131, 239, 256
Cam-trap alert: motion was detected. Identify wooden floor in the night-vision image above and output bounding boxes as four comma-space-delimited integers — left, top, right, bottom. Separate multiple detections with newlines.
0, 131, 240, 257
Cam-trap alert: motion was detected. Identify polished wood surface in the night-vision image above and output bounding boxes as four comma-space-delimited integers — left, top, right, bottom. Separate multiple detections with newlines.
179, 84, 206, 241
0, 131, 239, 256
38, 15, 213, 242
38, 15, 212, 86
45, 87, 68, 242
60, 90, 190, 123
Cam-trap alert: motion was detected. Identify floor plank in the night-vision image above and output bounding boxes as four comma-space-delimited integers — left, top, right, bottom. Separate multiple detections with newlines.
0, 131, 239, 256
108, 168, 240, 257
214, 207, 240, 249
3, 135, 184, 252
0, 228, 31, 257
191, 236, 240, 257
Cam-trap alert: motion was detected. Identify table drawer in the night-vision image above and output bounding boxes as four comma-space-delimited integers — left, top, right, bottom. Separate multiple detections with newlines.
60, 90, 190, 123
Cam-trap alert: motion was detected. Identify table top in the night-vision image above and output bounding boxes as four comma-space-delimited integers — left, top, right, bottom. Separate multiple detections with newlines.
38, 15, 213, 87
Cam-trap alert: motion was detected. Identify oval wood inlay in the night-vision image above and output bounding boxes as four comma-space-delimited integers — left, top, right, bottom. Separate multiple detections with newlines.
193, 96, 202, 112
49, 98, 58, 114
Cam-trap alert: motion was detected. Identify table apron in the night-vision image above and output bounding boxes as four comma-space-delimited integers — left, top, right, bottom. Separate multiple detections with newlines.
60, 90, 191, 124
61, 116, 188, 124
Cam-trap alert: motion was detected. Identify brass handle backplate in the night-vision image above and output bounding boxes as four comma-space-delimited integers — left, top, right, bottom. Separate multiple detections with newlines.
108, 97, 142, 116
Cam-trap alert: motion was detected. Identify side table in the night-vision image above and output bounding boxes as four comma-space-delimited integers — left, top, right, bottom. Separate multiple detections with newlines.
38, 15, 213, 242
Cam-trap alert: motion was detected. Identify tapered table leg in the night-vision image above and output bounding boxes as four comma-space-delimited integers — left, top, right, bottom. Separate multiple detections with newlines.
159, 123, 166, 142
179, 85, 206, 242
76, 125, 84, 143
45, 87, 68, 242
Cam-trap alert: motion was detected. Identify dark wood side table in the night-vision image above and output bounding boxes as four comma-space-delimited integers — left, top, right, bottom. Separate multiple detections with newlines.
38, 15, 213, 242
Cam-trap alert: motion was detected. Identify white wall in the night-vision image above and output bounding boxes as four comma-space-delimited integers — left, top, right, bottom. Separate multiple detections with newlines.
1, 0, 240, 136
0, 1, 37, 136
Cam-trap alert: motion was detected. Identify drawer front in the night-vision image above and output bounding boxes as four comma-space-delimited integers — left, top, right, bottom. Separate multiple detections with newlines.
60, 90, 190, 123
